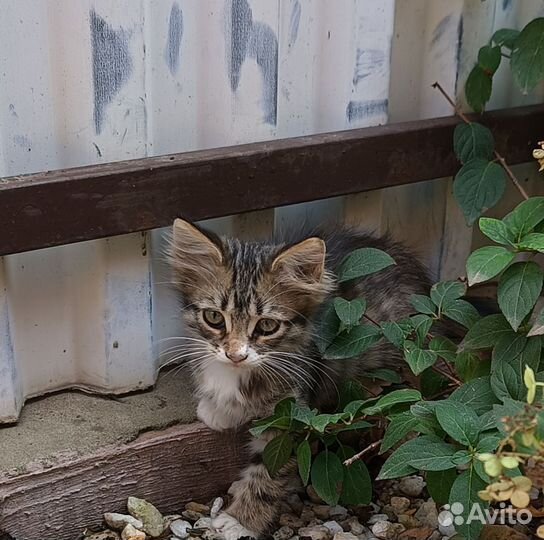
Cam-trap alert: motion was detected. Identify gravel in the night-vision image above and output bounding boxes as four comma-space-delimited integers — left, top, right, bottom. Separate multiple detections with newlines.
81, 474, 529, 540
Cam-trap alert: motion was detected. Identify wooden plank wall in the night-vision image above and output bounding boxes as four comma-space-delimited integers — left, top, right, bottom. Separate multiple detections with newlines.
0, 0, 543, 422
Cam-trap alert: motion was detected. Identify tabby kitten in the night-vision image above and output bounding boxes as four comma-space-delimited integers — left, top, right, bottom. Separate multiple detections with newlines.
169, 219, 430, 540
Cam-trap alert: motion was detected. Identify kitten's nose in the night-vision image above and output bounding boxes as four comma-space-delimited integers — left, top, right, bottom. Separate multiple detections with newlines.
226, 350, 248, 364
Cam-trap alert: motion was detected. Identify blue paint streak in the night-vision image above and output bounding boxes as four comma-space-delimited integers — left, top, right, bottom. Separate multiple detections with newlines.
346, 100, 388, 123
165, 3, 184, 75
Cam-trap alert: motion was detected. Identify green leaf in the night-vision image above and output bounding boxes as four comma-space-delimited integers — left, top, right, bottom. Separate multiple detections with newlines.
453, 159, 507, 225
478, 410, 498, 432
381, 320, 412, 348
311, 413, 347, 433
380, 411, 420, 453
375, 389, 422, 412
479, 217, 516, 245
337, 446, 372, 505
449, 467, 487, 540
410, 314, 434, 347
478, 45, 501, 74
429, 336, 457, 363
504, 197, 544, 240
291, 402, 316, 425
333, 297, 366, 329
456, 351, 490, 382
465, 65, 492, 113
498, 261, 543, 331
529, 307, 544, 337
460, 314, 512, 350
274, 397, 296, 416
493, 399, 525, 434
426, 469, 458, 506
511, 18, 544, 94
311, 450, 344, 506
421, 368, 449, 398
334, 420, 372, 433
517, 232, 544, 253
452, 449, 472, 466
466, 246, 514, 286
430, 280, 466, 312
492, 28, 520, 49
435, 401, 480, 446
453, 123, 494, 164
338, 380, 366, 409
378, 436, 456, 479
297, 440, 311, 486
315, 301, 341, 354
476, 435, 501, 453
324, 325, 382, 360
450, 376, 500, 414
410, 294, 437, 316
442, 299, 481, 329
492, 333, 527, 365
249, 415, 291, 437
403, 341, 438, 375
368, 368, 402, 383
263, 433, 293, 476
338, 248, 396, 283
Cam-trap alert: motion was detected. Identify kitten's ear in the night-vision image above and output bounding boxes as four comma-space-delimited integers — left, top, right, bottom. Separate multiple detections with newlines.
171, 219, 223, 272
271, 238, 327, 283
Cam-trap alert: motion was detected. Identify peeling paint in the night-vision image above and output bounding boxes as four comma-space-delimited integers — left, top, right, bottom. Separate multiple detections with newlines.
90, 9, 133, 134
164, 2, 183, 75
346, 99, 388, 123
227, 0, 278, 125
502, 0, 513, 11
353, 48, 386, 85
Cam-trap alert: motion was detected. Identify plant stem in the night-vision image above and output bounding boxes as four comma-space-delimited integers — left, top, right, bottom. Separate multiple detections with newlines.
432, 364, 462, 386
431, 81, 529, 201
343, 439, 383, 466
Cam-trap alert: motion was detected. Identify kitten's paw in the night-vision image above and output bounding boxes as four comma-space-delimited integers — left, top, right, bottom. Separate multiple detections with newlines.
212, 512, 257, 540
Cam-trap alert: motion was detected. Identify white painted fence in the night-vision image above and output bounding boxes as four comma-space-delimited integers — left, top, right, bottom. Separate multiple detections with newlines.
1, 0, 542, 422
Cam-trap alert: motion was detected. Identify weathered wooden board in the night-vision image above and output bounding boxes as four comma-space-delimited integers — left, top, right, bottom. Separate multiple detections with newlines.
1, 105, 541, 257
0, 423, 247, 540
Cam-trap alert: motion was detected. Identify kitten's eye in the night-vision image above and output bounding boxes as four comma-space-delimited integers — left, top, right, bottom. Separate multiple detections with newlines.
256, 318, 281, 336
202, 309, 225, 329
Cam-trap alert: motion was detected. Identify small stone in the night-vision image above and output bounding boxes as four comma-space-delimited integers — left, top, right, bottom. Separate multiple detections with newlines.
346, 518, 364, 536
85, 532, 121, 540
366, 515, 390, 526
428, 533, 441, 540
307, 519, 325, 527
194, 517, 213, 529
414, 500, 438, 529
104, 513, 144, 531
379, 506, 397, 522
307, 485, 325, 504
396, 515, 420, 529
323, 521, 344, 535
274, 526, 295, 540
163, 515, 183, 527
202, 529, 222, 540
333, 533, 358, 540
330, 506, 348, 519
127, 497, 165, 538
280, 514, 305, 529
480, 524, 530, 540
438, 519, 456, 537
121, 524, 146, 540
182, 510, 203, 521
298, 525, 331, 540
186, 502, 210, 514
288, 494, 305, 514
389, 497, 410, 516
170, 519, 192, 539
371, 521, 404, 540
313, 506, 331, 520
301, 507, 316, 524
210, 497, 224, 519
399, 476, 426, 498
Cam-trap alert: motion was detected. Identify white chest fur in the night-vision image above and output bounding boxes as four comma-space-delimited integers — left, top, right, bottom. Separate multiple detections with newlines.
196, 361, 251, 431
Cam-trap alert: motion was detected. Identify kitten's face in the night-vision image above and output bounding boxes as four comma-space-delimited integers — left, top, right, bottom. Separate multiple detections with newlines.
169, 219, 334, 371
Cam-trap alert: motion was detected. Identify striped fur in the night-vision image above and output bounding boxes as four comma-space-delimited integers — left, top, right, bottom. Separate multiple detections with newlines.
169, 219, 431, 538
